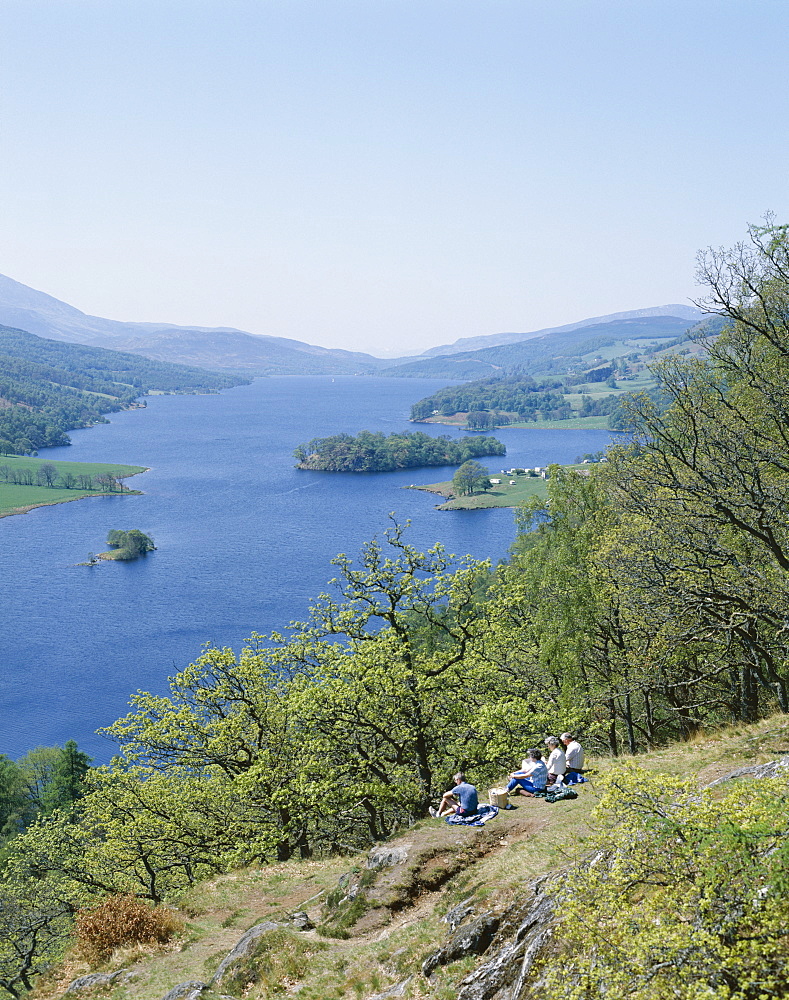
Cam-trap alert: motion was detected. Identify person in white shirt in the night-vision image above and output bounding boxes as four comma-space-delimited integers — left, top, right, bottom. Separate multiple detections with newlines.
543, 736, 566, 784
506, 749, 548, 796
561, 732, 585, 784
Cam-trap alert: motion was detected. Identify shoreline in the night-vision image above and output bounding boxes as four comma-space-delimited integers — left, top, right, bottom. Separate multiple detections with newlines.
0, 488, 145, 519
413, 415, 614, 431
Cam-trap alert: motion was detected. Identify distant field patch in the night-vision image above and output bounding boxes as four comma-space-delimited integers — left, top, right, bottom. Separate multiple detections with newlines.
0, 455, 147, 517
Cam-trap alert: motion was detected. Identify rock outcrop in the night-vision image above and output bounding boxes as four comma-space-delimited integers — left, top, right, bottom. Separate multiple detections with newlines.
209, 921, 281, 993
64, 970, 129, 994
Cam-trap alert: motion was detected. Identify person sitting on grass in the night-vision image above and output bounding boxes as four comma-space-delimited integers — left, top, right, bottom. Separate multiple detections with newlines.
430, 772, 478, 818
543, 736, 566, 785
561, 732, 585, 784
506, 749, 548, 797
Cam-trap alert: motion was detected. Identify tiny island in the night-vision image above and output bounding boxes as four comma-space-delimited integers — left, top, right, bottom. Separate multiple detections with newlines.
84, 528, 156, 565
293, 430, 505, 472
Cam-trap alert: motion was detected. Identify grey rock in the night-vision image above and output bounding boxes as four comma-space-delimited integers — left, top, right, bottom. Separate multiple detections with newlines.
64, 970, 129, 993
289, 910, 315, 931
367, 977, 413, 999
443, 897, 476, 931
160, 983, 211, 1000
422, 911, 501, 977
455, 887, 555, 1000
706, 754, 789, 788
210, 921, 280, 989
367, 845, 410, 869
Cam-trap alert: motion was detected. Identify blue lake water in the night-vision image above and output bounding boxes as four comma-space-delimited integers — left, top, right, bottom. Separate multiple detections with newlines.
1, 377, 612, 761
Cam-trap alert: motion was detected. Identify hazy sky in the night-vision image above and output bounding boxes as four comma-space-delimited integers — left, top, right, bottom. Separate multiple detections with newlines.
1, 1, 787, 356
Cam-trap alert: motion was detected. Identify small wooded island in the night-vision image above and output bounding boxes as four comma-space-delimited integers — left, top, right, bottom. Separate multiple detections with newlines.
97, 528, 156, 561
294, 430, 505, 472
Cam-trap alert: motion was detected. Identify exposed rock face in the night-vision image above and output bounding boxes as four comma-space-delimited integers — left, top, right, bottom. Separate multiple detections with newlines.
419, 880, 556, 1000
422, 911, 501, 977
367, 977, 413, 999
159, 985, 237, 1000
288, 910, 315, 930
706, 754, 789, 787
64, 970, 129, 993
209, 920, 281, 992
160, 982, 210, 1000
442, 897, 476, 931
367, 844, 411, 869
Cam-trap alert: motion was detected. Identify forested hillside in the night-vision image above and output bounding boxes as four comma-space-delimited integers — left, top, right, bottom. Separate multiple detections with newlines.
2, 224, 789, 999
0, 326, 248, 452
408, 316, 727, 430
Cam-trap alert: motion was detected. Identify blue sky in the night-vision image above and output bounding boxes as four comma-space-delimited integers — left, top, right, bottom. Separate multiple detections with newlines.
1, 0, 787, 355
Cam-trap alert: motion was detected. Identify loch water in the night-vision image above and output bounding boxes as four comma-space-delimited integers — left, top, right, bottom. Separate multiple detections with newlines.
1, 377, 613, 760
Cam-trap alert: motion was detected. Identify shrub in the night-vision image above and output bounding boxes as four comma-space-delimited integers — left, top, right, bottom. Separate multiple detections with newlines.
75, 895, 182, 962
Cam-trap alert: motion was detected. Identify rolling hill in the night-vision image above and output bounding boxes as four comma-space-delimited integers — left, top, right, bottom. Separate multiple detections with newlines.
381, 314, 702, 379
0, 274, 391, 377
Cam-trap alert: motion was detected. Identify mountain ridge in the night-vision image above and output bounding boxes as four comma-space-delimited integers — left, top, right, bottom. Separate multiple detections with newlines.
0, 272, 701, 377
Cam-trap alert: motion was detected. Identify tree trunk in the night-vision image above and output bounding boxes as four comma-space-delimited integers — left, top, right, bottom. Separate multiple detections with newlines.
624, 691, 637, 754
607, 698, 618, 756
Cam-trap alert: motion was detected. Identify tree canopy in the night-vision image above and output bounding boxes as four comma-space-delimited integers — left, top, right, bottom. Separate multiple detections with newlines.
294, 430, 505, 472
105, 529, 155, 560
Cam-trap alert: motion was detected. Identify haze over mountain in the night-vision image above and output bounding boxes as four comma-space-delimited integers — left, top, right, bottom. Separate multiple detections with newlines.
419, 304, 702, 357
0, 273, 390, 377
0, 272, 702, 379
381, 314, 706, 380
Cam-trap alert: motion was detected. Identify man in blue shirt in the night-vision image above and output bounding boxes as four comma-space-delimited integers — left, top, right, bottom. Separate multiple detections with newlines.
430, 772, 479, 818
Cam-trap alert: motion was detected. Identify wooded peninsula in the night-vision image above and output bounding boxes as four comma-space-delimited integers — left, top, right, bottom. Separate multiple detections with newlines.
293, 429, 505, 472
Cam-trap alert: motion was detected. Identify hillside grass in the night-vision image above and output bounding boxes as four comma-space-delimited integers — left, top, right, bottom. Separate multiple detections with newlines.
29, 715, 789, 1000
0, 455, 147, 517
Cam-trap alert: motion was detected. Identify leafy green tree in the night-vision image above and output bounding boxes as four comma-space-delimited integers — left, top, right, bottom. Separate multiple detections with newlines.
466, 410, 494, 430
15, 747, 61, 816
105, 529, 155, 560
0, 882, 73, 999
0, 758, 28, 843
452, 460, 490, 496
13, 438, 34, 456
41, 741, 91, 815
36, 463, 57, 488
604, 223, 789, 721
538, 766, 789, 999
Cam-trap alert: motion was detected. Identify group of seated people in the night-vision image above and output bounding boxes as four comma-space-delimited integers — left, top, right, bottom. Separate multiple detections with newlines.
506, 732, 585, 796
429, 733, 586, 819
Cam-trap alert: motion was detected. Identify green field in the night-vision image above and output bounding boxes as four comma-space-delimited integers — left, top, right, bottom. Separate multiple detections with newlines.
507, 415, 611, 429
0, 455, 147, 517
407, 464, 594, 510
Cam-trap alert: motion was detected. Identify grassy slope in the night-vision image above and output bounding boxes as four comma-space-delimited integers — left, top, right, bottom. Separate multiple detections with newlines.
0, 455, 147, 517
32, 715, 789, 1000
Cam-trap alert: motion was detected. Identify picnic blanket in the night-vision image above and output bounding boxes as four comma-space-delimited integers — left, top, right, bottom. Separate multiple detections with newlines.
444, 804, 499, 827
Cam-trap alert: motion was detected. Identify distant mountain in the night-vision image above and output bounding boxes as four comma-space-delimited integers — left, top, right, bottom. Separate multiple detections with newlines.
0, 273, 704, 379
418, 305, 703, 358
0, 274, 391, 377
380, 316, 701, 380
